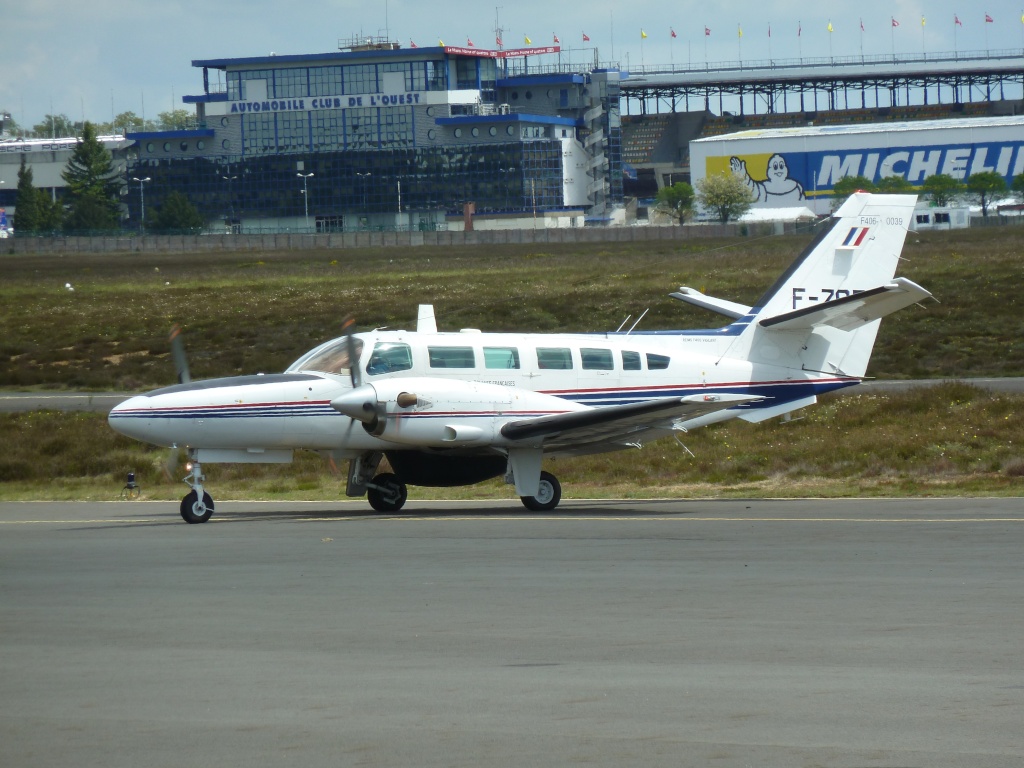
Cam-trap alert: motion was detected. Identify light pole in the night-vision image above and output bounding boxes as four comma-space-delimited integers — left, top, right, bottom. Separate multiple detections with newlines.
356, 171, 372, 209
131, 176, 151, 229
498, 167, 516, 210
297, 172, 314, 231
222, 175, 237, 230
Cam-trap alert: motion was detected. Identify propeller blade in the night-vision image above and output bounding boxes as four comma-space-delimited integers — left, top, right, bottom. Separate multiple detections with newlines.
162, 445, 181, 482
169, 324, 191, 384
341, 315, 360, 388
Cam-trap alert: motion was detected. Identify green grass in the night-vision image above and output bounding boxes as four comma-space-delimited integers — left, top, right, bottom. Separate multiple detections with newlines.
1, 225, 1022, 391
1, 383, 1020, 501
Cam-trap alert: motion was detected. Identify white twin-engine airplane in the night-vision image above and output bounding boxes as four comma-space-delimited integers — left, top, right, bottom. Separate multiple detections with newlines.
109, 193, 930, 523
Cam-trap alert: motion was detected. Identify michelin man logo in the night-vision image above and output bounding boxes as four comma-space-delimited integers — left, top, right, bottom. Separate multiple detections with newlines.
730, 153, 805, 204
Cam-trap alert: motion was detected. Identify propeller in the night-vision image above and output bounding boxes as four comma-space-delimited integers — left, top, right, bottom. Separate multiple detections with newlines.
341, 315, 361, 388
163, 324, 190, 481
169, 324, 191, 384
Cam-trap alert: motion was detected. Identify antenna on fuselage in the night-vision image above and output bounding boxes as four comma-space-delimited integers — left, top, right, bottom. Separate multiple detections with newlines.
615, 315, 632, 333
625, 308, 649, 335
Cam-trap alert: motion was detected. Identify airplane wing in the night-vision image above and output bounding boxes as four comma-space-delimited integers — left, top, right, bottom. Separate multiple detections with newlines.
759, 278, 932, 332
500, 393, 762, 448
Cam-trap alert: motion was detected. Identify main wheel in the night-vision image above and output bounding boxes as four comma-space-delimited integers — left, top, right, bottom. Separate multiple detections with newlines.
367, 473, 408, 512
180, 490, 214, 524
520, 471, 561, 512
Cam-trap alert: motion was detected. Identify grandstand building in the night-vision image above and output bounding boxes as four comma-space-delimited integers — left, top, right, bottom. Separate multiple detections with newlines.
124, 38, 623, 232
619, 51, 1024, 200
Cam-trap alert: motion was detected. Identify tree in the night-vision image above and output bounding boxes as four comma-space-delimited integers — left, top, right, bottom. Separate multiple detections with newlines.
696, 173, 755, 224
14, 157, 41, 232
832, 175, 876, 203
655, 181, 695, 225
147, 191, 205, 233
1011, 173, 1024, 199
157, 109, 195, 131
875, 175, 914, 193
31, 113, 75, 138
965, 171, 1007, 217
61, 121, 122, 231
112, 111, 144, 135
921, 174, 964, 206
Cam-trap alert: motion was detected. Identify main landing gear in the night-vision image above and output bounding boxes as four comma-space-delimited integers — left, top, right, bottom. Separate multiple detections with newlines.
519, 471, 561, 512
179, 454, 214, 524
366, 472, 408, 512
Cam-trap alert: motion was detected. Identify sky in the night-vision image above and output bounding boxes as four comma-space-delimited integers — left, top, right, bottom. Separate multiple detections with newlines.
2, 0, 1021, 130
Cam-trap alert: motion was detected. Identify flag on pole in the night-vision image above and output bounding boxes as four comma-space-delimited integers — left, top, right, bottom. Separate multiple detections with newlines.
410, 39, 417, 48
985, 13, 994, 23
798, 22, 801, 37
553, 33, 560, 43
671, 28, 677, 38
768, 23, 771, 38
827, 21, 833, 32
921, 16, 926, 27
860, 18, 865, 32
955, 15, 963, 27
704, 26, 711, 36
891, 17, 900, 27
438, 38, 445, 45
467, 38, 475, 47
524, 35, 532, 44
641, 29, 648, 39
737, 24, 743, 38
496, 34, 503, 46
582, 31, 590, 41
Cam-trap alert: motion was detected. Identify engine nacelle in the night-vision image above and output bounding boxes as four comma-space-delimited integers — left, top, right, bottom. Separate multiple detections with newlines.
331, 377, 585, 447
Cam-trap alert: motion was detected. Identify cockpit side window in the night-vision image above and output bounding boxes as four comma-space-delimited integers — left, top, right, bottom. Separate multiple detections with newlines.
294, 339, 363, 375
367, 342, 413, 375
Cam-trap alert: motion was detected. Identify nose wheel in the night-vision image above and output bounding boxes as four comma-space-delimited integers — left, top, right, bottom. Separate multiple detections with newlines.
179, 455, 214, 523
180, 489, 215, 524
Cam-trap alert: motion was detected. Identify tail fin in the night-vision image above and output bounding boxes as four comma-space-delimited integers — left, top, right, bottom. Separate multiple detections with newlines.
728, 192, 929, 378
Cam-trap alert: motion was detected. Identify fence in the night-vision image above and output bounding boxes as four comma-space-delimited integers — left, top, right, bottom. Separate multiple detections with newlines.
5, 221, 815, 255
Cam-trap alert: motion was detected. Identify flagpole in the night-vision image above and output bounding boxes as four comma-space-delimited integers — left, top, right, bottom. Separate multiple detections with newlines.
954, 16, 958, 55
798, 21, 802, 59
768, 21, 772, 63
921, 16, 926, 56
737, 24, 742, 63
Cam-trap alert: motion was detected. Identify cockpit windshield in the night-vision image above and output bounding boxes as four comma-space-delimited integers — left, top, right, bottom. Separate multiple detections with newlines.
292, 339, 364, 376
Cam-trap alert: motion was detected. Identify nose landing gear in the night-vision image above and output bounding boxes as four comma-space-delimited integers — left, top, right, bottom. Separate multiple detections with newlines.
179, 454, 214, 523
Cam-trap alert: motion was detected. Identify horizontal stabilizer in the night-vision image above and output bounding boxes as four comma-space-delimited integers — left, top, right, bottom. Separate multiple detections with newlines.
759, 278, 932, 332
501, 393, 762, 445
669, 287, 751, 320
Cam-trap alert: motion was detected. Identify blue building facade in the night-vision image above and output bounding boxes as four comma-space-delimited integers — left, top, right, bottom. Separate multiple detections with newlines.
126, 40, 622, 231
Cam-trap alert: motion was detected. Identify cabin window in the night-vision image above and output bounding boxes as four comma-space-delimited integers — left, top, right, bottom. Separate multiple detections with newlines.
294, 339, 363, 375
646, 353, 670, 370
367, 342, 413, 375
916, 214, 931, 224
621, 350, 642, 370
428, 346, 476, 369
484, 347, 520, 369
934, 212, 951, 223
581, 348, 614, 370
537, 347, 573, 370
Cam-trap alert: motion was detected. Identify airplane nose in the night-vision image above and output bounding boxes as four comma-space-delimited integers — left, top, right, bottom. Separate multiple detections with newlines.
107, 395, 157, 441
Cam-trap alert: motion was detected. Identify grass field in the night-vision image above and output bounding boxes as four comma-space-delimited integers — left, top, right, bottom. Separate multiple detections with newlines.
1, 224, 1022, 391
1, 225, 1021, 501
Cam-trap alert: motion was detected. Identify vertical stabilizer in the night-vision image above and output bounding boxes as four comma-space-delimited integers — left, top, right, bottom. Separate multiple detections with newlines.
728, 193, 919, 378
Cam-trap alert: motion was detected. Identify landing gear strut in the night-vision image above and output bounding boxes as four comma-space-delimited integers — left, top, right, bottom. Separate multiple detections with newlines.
179, 454, 214, 523
520, 471, 561, 512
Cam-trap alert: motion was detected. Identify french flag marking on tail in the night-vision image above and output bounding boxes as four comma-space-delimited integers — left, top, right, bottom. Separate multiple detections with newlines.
842, 226, 870, 247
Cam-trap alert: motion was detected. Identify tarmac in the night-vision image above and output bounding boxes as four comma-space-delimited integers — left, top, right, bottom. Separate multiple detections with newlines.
2, 497, 1022, 767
